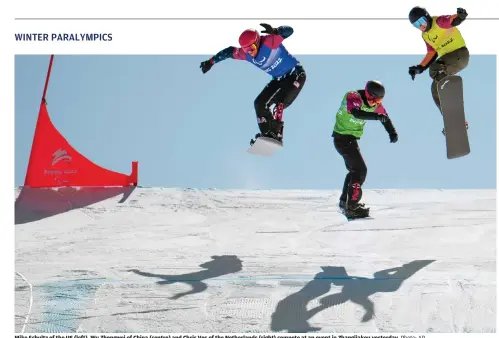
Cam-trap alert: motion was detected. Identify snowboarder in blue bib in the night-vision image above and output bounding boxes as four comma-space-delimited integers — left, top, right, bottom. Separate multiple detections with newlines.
200, 23, 306, 145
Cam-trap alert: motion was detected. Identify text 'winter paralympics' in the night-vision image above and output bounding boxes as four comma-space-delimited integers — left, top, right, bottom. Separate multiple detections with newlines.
14, 33, 113, 42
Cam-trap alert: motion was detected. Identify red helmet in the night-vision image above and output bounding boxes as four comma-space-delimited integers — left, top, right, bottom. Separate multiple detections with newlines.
239, 29, 261, 52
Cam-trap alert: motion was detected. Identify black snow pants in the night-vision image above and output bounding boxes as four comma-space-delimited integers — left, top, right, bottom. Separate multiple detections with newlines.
333, 132, 368, 207
254, 65, 306, 136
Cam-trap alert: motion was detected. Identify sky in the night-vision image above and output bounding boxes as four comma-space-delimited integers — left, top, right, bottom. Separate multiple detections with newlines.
14, 53, 496, 190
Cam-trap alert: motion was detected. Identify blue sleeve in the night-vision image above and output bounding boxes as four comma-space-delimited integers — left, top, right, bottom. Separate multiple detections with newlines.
277, 26, 294, 39
211, 46, 235, 64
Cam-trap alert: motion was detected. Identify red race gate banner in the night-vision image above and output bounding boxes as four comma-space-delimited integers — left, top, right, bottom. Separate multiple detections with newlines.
23, 55, 138, 188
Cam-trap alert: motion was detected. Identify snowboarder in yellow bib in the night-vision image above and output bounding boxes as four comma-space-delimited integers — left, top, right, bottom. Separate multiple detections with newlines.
408, 6, 469, 133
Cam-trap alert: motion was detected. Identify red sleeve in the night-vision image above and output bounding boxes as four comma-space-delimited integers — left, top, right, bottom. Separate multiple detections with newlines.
262, 34, 284, 49
374, 103, 388, 116
346, 92, 363, 114
435, 14, 458, 29
232, 48, 247, 60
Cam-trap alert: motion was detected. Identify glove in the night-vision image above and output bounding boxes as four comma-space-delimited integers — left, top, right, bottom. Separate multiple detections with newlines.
457, 8, 468, 20
389, 132, 398, 143
200, 60, 214, 74
408, 65, 424, 80
260, 23, 279, 35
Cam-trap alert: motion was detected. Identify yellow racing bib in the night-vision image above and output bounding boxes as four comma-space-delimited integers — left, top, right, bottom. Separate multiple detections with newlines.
422, 16, 466, 56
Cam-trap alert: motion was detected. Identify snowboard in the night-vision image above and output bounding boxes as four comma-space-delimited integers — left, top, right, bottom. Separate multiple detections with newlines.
248, 104, 285, 156
343, 212, 372, 221
437, 74, 470, 159
346, 216, 374, 221
247, 136, 283, 156
339, 206, 371, 220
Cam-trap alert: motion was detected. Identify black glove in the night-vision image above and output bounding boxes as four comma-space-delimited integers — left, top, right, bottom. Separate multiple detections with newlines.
200, 60, 213, 74
389, 132, 398, 143
260, 23, 279, 35
457, 8, 468, 20
408, 65, 424, 80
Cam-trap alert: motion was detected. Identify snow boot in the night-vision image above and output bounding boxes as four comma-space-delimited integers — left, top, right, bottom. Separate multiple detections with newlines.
344, 201, 370, 219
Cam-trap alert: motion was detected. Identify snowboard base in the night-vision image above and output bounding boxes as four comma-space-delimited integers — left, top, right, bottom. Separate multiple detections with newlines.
346, 216, 374, 221
437, 74, 470, 159
248, 136, 283, 156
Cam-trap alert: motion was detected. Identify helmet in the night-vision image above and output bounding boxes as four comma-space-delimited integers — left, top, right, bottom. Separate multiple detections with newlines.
409, 6, 432, 31
239, 29, 260, 48
365, 80, 385, 99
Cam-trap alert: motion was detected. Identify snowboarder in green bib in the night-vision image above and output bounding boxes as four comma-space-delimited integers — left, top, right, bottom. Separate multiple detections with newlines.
332, 80, 398, 219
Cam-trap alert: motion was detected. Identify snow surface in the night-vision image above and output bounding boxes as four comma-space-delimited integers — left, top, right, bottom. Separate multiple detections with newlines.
14, 187, 496, 333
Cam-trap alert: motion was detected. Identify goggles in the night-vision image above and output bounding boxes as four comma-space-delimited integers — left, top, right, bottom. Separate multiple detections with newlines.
366, 92, 383, 105
412, 16, 428, 29
242, 43, 258, 54
368, 97, 383, 105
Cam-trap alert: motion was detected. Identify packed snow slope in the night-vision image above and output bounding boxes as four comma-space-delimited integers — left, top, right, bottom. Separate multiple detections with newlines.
15, 187, 496, 333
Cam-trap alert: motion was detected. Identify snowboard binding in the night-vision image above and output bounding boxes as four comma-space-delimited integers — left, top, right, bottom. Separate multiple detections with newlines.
342, 207, 370, 220
339, 201, 370, 220
250, 103, 285, 146
249, 130, 282, 146
250, 133, 261, 146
